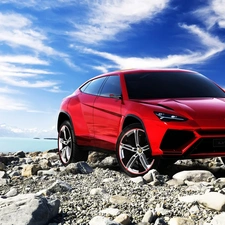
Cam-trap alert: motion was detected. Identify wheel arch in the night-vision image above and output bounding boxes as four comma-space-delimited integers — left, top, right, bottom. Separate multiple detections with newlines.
122, 114, 145, 130
57, 111, 74, 132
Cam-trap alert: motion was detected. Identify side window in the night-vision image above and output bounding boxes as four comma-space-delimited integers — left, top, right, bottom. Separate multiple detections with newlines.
80, 77, 106, 95
100, 75, 121, 97
80, 81, 91, 92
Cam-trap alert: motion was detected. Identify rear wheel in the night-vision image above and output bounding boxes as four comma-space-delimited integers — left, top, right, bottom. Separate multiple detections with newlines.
116, 123, 159, 177
58, 120, 88, 166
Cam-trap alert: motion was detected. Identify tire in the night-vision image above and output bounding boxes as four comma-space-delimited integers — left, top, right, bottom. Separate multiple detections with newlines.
116, 123, 159, 177
58, 120, 88, 166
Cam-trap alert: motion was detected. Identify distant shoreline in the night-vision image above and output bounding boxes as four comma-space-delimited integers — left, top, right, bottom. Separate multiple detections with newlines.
34, 137, 57, 140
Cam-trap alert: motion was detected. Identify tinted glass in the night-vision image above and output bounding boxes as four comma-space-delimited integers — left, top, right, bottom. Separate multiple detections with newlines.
124, 72, 225, 99
81, 77, 106, 95
100, 75, 121, 97
80, 81, 91, 92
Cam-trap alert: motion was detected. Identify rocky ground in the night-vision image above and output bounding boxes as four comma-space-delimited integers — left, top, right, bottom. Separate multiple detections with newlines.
1, 150, 225, 225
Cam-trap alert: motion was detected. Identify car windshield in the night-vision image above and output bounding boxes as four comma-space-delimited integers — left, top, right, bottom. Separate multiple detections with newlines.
124, 71, 225, 99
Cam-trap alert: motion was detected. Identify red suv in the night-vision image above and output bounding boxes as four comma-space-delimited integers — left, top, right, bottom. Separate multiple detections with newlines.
57, 69, 225, 176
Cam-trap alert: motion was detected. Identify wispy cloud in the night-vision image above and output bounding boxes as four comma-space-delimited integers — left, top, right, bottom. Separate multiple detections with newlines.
0, 95, 28, 111
70, 0, 170, 43
46, 86, 68, 93
0, 55, 48, 65
194, 0, 225, 29
0, 13, 64, 56
0, 0, 81, 10
0, 86, 21, 94
80, 24, 225, 71
0, 12, 78, 70
1, 77, 58, 88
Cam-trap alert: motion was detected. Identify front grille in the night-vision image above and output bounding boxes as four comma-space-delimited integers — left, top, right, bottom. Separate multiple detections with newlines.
160, 130, 195, 151
189, 138, 225, 154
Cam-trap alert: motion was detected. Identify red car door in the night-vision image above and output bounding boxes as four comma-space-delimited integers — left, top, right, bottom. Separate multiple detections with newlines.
93, 75, 122, 150
75, 77, 106, 146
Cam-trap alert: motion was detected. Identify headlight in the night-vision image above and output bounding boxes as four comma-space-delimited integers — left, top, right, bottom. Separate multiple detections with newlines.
154, 112, 187, 122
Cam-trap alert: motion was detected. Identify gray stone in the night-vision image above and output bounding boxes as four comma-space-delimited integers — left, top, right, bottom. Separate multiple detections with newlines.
114, 213, 131, 225
0, 162, 6, 171
88, 152, 109, 163
213, 178, 225, 189
22, 164, 41, 177
179, 192, 225, 211
5, 188, 18, 197
0, 178, 7, 186
90, 188, 106, 196
130, 176, 144, 184
102, 178, 115, 183
0, 194, 60, 225
142, 209, 154, 223
101, 156, 118, 167
76, 161, 93, 174
109, 195, 131, 205
9, 171, 21, 177
14, 151, 26, 158
168, 217, 195, 225
100, 208, 120, 216
0, 156, 19, 165
143, 169, 159, 183
173, 170, 215, 183
154, 218, 167, 225
37, 168, 57, 176
0, 171, 6, 178
47, 180, 72, 193
166, 178, 184, 186
89, 216, 120, 225
65, 162, 93, 174
41, 152, 58, 160
207, 212, 225, 225
39, 159, 52, 170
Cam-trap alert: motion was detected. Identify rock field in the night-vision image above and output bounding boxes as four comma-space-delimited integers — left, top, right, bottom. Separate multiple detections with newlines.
1, 150, 225, 225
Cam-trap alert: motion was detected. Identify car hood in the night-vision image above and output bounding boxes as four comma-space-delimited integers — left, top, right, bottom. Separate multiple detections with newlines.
138, 98, 225, 120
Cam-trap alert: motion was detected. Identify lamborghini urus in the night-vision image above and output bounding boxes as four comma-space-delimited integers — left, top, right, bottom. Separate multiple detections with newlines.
57, 69, 225, 176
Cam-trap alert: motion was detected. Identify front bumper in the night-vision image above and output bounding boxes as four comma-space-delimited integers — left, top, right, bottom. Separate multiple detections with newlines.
145, 119, 225, 158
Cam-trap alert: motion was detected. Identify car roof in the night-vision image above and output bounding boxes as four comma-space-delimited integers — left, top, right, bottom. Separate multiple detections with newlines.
92, 68, 196, 79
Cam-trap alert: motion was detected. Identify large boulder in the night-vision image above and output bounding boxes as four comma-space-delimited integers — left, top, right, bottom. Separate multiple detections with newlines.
179, 192, 225, 211
172, 170, 215, 183
0, 194, 60, 225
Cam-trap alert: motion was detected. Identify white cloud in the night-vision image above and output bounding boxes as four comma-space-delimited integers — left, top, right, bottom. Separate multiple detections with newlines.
0, 55, 48, 65
211, 0, 225, 28
1, 77, 58, 88
0, 95, 28, 111
71, 0, 170, 43
47, 86, 67, 93
81, 25, 225, 70
0, 123, 57, 138
0, 0, 81, 10
0, 86, 21, 94
0, 13, 62, 56
194, 0, 225, 29
0, 12, 77, 70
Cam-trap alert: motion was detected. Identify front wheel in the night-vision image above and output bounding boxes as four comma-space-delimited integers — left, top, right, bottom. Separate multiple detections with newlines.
58, 120, 88, 166
116, 123, 159, 177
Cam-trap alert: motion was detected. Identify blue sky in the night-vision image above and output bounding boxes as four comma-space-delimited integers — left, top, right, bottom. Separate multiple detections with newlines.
0, 0, 225, 137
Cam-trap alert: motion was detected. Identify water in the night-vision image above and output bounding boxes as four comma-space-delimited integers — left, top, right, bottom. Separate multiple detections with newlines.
0, 137, 58, 153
